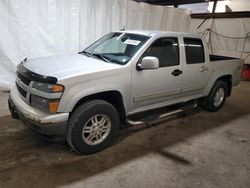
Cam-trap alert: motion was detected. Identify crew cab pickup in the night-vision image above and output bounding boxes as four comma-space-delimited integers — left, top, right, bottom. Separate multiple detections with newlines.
9, 31, 244, 154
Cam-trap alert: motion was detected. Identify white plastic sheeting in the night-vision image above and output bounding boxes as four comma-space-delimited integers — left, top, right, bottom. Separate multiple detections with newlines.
230, 0, 250, 11
0, 0, 81, 91
189, 18, 250, 63
0, 0, 191, 91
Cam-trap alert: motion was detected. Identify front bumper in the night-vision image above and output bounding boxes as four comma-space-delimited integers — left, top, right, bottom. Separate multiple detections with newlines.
9, 86, 69, 136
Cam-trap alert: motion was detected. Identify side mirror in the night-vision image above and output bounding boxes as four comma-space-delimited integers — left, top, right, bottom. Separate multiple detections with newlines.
139, 56, 159, 70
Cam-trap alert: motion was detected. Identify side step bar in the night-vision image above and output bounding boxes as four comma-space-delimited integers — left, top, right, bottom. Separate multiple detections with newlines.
127, 101, 197, 126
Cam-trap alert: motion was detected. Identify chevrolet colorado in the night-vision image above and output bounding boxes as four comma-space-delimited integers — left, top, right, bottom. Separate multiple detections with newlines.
9, 30, 244, 154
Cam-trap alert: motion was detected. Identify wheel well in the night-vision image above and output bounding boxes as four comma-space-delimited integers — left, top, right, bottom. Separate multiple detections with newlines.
71, 91, 126, 124
217, 75, 232, 96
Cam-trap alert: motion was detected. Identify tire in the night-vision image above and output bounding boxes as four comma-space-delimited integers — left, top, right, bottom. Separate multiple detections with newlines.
199, 80, 228, 112
67, 100, 120, 154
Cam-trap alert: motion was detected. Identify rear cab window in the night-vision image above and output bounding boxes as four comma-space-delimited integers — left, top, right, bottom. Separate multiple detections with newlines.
184, 38, 205, 64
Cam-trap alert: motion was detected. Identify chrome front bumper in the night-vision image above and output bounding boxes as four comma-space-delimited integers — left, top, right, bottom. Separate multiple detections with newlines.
9, 86, 69, 136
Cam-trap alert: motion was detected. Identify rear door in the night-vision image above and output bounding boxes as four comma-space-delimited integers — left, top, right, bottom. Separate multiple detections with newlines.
181, 37, 210, 98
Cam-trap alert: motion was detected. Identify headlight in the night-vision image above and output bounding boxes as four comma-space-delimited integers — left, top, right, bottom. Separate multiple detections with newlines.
32, 82, 64, 93
31, 82, 64, 113
30, 95, 59, 113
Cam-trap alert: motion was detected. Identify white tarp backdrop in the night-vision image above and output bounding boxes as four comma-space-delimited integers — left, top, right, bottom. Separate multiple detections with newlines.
230, 0, 250, 11
189, 18, 250, 62
0, 0, 191, 91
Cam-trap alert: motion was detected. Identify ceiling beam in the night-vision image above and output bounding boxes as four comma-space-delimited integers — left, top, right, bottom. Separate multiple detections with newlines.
212, 0, 218, 13
191, 11, 250, 19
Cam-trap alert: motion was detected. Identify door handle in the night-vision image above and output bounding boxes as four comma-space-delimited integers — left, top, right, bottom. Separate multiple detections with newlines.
200, 66, 208, 72
171, 69, 183, 76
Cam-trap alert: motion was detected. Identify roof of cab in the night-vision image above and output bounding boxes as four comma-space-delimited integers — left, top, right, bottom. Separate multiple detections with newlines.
116, 30, 200, 38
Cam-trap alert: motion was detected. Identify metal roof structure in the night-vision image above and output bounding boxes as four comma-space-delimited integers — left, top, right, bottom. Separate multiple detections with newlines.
134, 0, 223, 7
134, 0, 250, 18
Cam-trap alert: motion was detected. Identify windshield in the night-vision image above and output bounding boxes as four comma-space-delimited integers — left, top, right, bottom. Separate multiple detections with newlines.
82, 32, 150, 65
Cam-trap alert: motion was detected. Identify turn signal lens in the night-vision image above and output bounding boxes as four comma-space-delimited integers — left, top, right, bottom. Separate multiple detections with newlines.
49, 101, 59, 113
51, 85, 64, 92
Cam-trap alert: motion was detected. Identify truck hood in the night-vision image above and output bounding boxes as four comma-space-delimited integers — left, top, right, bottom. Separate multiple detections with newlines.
22, 54, 121, 80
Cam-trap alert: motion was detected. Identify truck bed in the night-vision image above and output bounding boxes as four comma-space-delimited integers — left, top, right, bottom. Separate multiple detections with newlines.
209, 55, 239, 62
210, 55, 243, 87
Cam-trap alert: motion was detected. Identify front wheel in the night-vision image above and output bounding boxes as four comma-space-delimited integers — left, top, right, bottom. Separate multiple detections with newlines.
67, 100, 120, 154
199, 80, 228, 112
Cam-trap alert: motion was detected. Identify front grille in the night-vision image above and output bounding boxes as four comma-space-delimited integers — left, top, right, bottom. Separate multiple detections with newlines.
16, 82, 27, 98
17, 72, 31, 86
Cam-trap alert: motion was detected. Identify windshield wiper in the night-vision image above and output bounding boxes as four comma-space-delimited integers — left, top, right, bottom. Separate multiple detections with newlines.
92, 53, 111, 63
79, 50, 92, 57
80, 51, 112, 63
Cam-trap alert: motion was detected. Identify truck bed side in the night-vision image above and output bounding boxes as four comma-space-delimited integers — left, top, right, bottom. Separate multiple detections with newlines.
203, 55, 244, 96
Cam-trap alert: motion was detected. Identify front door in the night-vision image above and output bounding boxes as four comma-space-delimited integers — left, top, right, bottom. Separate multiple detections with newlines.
130, 37, 183, 114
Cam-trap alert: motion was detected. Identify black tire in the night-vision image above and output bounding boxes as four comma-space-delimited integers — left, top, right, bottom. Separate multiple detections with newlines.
67, 100, 120, 154
199, 80, 228, 112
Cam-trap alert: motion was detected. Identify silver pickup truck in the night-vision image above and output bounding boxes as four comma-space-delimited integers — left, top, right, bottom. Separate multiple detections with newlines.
9, 30, 243, 154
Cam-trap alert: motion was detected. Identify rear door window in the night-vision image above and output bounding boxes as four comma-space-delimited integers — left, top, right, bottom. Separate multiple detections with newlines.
184, 38, 205, 64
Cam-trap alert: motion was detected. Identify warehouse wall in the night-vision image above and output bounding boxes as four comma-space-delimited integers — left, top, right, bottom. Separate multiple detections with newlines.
230, 0, 250, 11
0, 0, 191, 91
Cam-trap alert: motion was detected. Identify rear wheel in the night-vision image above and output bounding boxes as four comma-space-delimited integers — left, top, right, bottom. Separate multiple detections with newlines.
199, 80, 228, 112
67, 100, 120, 154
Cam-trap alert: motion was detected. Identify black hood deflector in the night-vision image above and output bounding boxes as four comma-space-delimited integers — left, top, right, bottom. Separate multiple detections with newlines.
17, 63, 57, 84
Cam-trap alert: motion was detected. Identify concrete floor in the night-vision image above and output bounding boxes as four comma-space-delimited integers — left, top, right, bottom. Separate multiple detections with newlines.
0, 82, 250, 188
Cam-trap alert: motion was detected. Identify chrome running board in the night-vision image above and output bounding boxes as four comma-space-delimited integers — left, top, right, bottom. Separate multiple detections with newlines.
127, 101, 197, 126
